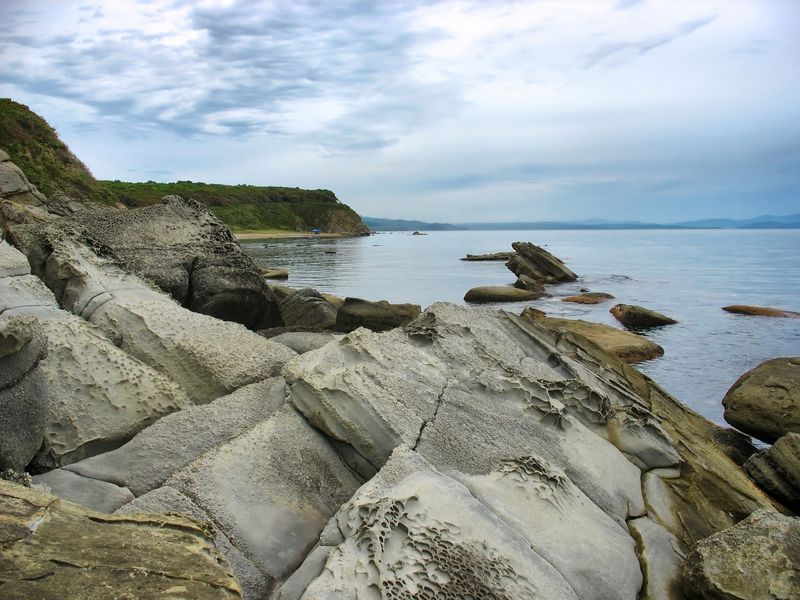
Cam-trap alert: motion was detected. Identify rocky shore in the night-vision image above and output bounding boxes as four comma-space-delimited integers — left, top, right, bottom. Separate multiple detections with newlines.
1, 150, 799, 600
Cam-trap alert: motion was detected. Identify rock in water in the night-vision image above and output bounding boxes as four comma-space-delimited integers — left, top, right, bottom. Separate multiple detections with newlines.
610, 303, 677, 328
681, 510, 800, 600
0, 479, 240, 599
12, 195, 283, 329
464, 285, 543, 303
505, 241, 577, 284
461, 251, 515, 261
0, 316, 48, 471
563, 292, 615, 304
722, 357, 800, 444
745, 433, 800, 510
335, 297, 421, 332
722, 304, 800, 318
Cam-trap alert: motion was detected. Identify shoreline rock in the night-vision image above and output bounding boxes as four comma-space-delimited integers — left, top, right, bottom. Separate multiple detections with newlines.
464, 285, 544, 303
610, 303, 677, 328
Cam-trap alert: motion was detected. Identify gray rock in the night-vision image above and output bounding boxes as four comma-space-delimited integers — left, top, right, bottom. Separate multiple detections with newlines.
610, 303, 678, 328
723, 357, 800, 443
463, 285, 543, 303
682, 510, 800, 600
32, 469, 134, 513
279, 288, 338, 330
745, 433, 800, 510
0, 148, 9, 162
0, 316, 48, 471
335, 297, 421, 332
11, 195, 282, 329
66, 378, 287, 496
269, 332, 338, 354
505, 241, 577, 284
629, 516, 687, 600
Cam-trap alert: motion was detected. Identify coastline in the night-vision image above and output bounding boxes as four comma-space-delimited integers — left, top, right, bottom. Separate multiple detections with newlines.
233, 230, 353, 240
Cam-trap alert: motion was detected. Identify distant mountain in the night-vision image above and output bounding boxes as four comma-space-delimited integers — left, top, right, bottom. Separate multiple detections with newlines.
363, 213, 800, 231
362, 217, 460, 231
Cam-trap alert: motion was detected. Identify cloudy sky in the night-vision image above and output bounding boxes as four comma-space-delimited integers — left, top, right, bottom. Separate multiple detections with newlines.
1, 0, 798, 222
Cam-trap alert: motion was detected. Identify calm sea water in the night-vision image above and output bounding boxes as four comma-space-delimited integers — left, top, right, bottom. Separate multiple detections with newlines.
242, 229, 800, 426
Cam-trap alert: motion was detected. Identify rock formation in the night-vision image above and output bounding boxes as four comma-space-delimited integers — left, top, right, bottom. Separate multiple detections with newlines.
745, 433, 800, 511
335, 297, 421, 332
460, 251, 516, 261
722, 357, 800, 443
723, 304, 800, 318
563, 291, 615, 304
464, 284, 544, 303
611, 303, 678, 328
505, 241, 578, 284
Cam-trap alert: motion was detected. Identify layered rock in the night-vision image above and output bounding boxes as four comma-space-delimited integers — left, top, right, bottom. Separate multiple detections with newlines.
460, 251, 515, 261
745, 433, 800, 510
505, 241, 577, 284
0, 479, 240, 599
682, 510, 800, 600
611, 303, 677, 328
0, 315, 48, 471
722, 357, 800, 443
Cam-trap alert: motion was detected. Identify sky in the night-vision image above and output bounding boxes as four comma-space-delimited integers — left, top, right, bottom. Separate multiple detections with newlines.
1, 0, 798, 223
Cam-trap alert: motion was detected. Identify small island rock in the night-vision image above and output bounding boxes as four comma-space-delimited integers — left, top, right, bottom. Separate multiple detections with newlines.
461, 251, 515, 262
464, 285, 543, 303
722, 357, 800, 444
505, 241, 577, 284
610, 304, 677, 328
722, 305, 800, 318
563, 292, 615, 304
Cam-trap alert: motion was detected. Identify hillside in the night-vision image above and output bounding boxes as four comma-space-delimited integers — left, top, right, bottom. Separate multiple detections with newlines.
0, 99, 116, 205
103, 180, 368, 234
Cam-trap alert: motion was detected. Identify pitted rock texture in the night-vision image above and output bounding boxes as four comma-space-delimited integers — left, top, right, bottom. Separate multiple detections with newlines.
681, 510, 800, 600
0, 479, 240, 599
723, 357, 800, 444
0, 315, 48, 471
505, 240, 577, 284
11, 195, 282, 329
7, 231, 296, 404
1, 240, 192, 469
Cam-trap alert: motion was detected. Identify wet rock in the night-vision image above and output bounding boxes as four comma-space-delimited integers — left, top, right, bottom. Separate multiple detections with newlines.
31, 469, 134, 513
521, 310, 664, 363
262, 267, 289, 279
745, 433, 800, 510
505, 241, 577, 284
563, 292, 615, 304
610, 303, 677, 328
11, 195, 282, 329
0, 315, 48, 471
0, 479, 240, 599
722, 357, 800, 443
335, 297, 421, 332
460, 251, 516, 261
464, 285, 543, 303
681, 510, 800, 600
723, 304, 800, 318
279, 288, 338, 330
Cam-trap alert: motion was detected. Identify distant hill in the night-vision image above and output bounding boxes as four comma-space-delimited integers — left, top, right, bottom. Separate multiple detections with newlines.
362, 217, 459, 231
364, 214, 800, 231
103, 180, 367, 234
0, 98, 117, 205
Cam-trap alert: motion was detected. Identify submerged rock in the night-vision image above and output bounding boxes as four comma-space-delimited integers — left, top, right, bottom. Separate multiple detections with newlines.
464, 284, 543, 303
722, 357, 800, 444
723, 304, 800, 318
681, 510, 800, 600
505, 241, 577, 284
0, 479, 240, 599
610, 303, 677, 328
563, 291, 615, 304
335, 297, 421, 332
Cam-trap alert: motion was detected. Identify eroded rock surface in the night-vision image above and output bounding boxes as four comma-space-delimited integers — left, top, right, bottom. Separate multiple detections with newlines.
0, 479, 240, 599
723, 357, 800, 443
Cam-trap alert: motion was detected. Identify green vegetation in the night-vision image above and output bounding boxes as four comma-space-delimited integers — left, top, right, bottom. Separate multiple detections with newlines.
103, 180, 366, 233
0, 98, 117, 204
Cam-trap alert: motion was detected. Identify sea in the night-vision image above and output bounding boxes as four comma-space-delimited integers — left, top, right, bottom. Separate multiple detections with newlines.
241, 229, 800, 426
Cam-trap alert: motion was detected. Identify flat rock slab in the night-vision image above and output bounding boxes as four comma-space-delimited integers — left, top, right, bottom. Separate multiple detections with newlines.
562, 292, 615, 304
0, 479, 240, 599
31, 469, 134, 513
723, 357, 800, 443
610, 303, 677, 328
460, 251, 516, 261
682, 509, 800, 600
464, 285, 543, 303
723, 304, 800, 318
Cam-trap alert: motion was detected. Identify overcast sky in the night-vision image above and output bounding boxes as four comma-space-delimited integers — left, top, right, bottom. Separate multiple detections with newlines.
1, 0, 798, 222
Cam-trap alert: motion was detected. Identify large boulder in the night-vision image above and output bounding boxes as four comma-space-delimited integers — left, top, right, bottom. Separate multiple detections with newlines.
464, 285, 543, 303
681, 510, 800, 600
0, 152, 48, 207
745, 433, 800, 510
11, 195, 282, 329
0, 315, 48, 471
0, 479, 240, 599
722, 357, 800, 443
505, 241, 577, 284
521, 309, 664, 363
610, 303, 677, 328
335, 297, 421, 332
279, 287, 338, 330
